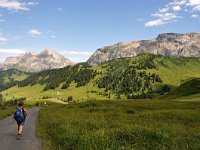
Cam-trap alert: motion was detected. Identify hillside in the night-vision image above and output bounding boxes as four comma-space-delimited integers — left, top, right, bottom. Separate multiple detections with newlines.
1, 53, 200, 101
88, 32, 200, 65
0, 69, 30, 92
164, 78, 200, 99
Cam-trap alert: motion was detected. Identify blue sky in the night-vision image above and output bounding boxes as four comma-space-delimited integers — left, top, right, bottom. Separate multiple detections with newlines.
0, 0, 200, 62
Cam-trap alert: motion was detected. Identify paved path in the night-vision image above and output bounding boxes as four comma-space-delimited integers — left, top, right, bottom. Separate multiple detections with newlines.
0, 107, 41, 150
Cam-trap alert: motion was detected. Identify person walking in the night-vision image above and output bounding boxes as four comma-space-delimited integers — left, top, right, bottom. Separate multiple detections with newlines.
13, 102, 27, 140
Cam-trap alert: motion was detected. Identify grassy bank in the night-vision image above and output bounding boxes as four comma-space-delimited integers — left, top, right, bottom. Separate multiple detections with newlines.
0, 106, 15, 120
37, 100, 200, 150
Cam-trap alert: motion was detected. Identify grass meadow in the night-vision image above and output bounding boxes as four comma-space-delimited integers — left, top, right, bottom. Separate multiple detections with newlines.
37, 100, 200, 150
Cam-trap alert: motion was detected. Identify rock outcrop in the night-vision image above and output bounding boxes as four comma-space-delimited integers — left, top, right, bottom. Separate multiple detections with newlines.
87, 32, 200, 65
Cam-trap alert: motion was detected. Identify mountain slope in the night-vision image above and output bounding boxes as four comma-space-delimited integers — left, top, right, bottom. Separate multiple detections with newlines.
1, 54, 200, 101
0, 49, 73, 72
87, 32, 200, 65
163, 78, 200, 99
0, 69, 30, 92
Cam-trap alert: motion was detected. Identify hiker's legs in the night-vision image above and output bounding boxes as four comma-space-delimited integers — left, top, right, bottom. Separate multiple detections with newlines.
18, 125, 23, 135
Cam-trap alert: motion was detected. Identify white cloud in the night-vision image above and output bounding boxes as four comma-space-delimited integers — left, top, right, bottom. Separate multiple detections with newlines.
187, 0, 200, 6
59, 51, 93, 56
193, 5, 200, 11
0, 0, 38, 11
159, 7, 169, 13
0, 48, 26, 54
146, 12, 182, 27
26, 2, 39, 6
0, 35, 8, 42
145, 0, 200, 27
168, 0, 187, 6
191, 14, 199, 18
151, 13, 181, 21
145, 19, 167, 27
28, 29, 42, 37
172, 5, 182, 11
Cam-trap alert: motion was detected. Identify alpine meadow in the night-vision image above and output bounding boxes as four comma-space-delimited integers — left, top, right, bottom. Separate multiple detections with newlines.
0, 0, 200, 150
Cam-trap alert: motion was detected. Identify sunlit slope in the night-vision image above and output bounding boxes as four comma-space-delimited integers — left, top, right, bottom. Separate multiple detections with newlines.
1, 54, 200, 101
0, 69, 29, 92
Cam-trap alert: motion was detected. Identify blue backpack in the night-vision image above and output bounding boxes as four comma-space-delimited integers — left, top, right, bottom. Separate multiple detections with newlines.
15, 108, 25, 123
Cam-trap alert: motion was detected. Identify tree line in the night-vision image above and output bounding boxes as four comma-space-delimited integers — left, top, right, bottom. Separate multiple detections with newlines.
18, 63, 98, 91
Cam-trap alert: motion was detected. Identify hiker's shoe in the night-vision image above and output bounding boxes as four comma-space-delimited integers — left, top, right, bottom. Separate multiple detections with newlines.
17, 134, 22, 140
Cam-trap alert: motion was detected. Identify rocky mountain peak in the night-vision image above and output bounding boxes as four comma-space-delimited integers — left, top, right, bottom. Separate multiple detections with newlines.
87, 32, 200, 65
24, 52, 37, 56
156, 32, 200, 44
39, 48, 64, 59
0, 49, 73, 72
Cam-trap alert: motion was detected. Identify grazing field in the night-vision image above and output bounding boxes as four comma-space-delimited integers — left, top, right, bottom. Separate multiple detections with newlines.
37, 100, 200, 150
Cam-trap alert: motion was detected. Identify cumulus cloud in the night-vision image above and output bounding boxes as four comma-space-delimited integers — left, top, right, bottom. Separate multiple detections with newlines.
145, 12, 182, 27
145, 0, 200, 27
0, 0, 38, 11
0, 48, 26, 54
159, 7, 169, 13
145, 19, 167, 27
152, 13, 181, 21
172, 5, 182, 11
28, 29, 42, 37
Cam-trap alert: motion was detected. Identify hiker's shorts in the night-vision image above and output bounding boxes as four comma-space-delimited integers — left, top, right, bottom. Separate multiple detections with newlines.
17, 120, 25, 126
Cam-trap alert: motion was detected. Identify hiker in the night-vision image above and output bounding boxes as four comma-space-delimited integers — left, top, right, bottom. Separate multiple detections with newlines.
13, 102, 27, 140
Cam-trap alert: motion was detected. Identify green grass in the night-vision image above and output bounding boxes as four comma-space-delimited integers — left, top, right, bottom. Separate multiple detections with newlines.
0, 106, 15, 120
37, 100, 200, 150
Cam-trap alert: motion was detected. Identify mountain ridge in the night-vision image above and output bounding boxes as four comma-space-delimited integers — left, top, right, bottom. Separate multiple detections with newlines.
87, 32, 200, 65
0, 49, 73, 72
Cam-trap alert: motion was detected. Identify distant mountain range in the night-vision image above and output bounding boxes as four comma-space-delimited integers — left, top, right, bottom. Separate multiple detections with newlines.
1, 32, 200, 72
0, 49, 73, 72
87, 32, 200, 65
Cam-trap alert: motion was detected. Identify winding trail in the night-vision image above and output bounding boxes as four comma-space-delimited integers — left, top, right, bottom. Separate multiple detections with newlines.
0, 107, 41, 150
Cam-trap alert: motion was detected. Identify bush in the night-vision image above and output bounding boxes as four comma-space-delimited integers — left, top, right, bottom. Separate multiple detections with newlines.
65, 96, 73, 103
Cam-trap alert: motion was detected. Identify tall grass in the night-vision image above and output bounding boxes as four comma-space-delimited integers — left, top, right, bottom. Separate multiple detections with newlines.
37, 100, 200, 150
